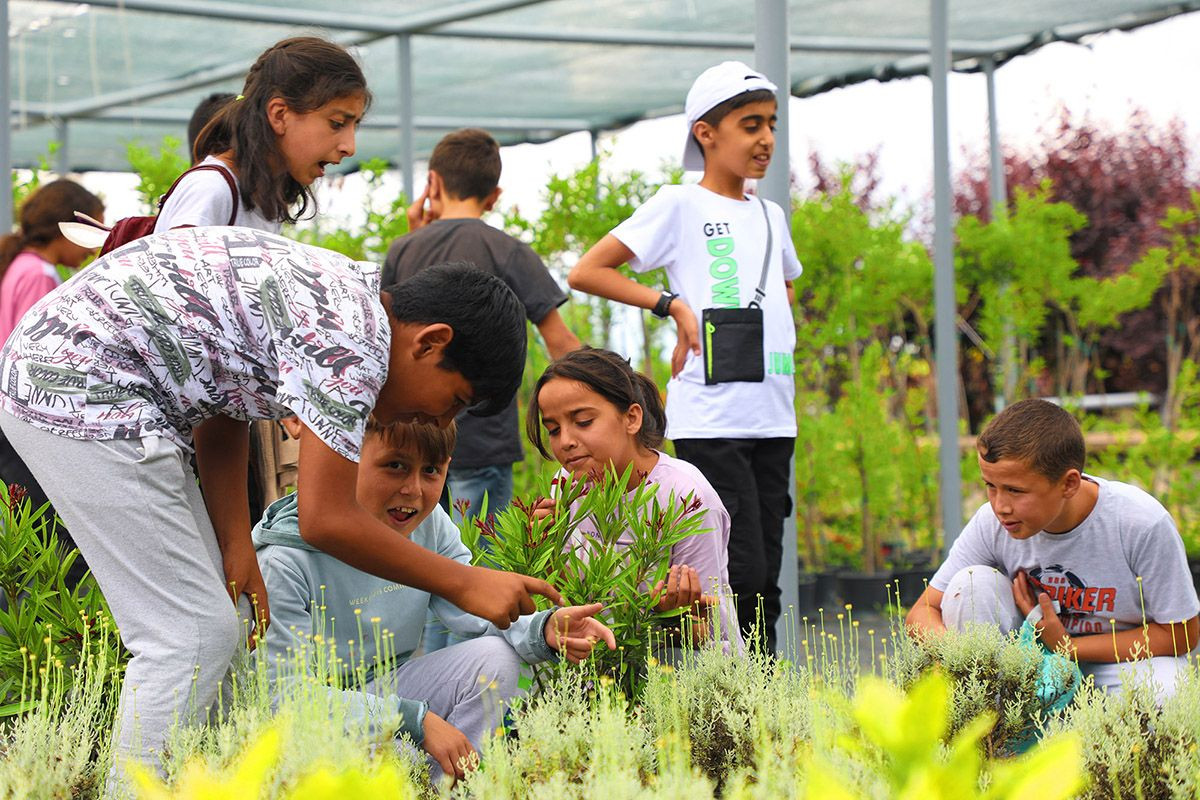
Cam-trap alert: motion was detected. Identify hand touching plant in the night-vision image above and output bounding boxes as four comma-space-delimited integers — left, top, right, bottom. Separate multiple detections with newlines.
544, 602, 618, 664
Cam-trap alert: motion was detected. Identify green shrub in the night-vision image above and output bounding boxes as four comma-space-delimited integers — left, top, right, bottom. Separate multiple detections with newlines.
0, 483, 123, 717
889, 623, 1060, 756
458, 466, 710, 699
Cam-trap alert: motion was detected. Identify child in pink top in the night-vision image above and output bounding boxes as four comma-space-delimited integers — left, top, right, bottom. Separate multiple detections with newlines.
0, 180, 103, 345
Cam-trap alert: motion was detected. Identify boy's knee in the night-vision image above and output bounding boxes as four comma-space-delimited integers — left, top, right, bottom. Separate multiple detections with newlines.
942, 565, 1021, 634
464, 637, 522, 698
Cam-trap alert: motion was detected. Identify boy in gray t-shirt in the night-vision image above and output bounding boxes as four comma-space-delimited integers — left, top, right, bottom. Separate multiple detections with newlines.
907, 399, 1199, 698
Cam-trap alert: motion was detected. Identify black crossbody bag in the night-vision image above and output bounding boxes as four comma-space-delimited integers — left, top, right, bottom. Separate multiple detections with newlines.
702, 198, 772, 385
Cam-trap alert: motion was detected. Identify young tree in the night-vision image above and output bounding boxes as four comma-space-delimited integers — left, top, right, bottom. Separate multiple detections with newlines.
955, 108, 1195, 398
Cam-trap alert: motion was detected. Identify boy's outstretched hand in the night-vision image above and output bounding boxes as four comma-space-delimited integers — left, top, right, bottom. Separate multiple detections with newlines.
453, 565, 563, 628
544, 602, 618, 664
421, 711, 476, 785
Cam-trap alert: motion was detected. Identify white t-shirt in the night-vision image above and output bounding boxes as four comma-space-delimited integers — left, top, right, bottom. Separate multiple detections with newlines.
0, 227, 390, 462
932, 475, 1200, 636
611, 184, 802, 439
154, 156, 280, 234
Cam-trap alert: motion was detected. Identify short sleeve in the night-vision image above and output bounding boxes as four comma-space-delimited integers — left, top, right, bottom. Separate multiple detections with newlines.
381, 239, 404, 287
609, 186, 679, 274
775, 204, 802, 281
670, 498, 730, 594
1128, 512, 1200, 625
501, 244, 567, 324
930, 504, 1002, 591
273, 324, 386, 463
154, 170, 238, 231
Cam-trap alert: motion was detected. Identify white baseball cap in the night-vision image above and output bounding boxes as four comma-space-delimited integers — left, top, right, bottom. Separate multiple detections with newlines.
681, 61, 778, 172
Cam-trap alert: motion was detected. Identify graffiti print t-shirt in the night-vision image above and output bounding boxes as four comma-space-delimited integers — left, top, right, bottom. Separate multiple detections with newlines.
610, 184, 802, 440
932, 475, 1200, 635
0, 227, 390, 462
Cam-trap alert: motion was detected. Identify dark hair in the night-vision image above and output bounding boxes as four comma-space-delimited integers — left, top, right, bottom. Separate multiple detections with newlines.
428, 128, 501, 201
0, 179, 103, 284
525, 346, 666, 460
977, 398, 1086, 481
188, 92, 236, 164
385, 262, 526, 417
691, 88, 778, 163
365, 418, 457, 464
194, 37, 371, 224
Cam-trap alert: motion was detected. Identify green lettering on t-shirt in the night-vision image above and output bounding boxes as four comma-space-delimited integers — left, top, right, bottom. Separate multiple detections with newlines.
766, 351, 795, 375
707, 237, 734, 257
711, 277, 740, 308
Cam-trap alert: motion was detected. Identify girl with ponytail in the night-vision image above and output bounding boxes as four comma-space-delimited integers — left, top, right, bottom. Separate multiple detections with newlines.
156, 36, 370, 232
527, 346, 741, 650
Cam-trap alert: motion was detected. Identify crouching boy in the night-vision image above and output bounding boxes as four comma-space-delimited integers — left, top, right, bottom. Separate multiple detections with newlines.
907, 398, 1200, 700
255, 417, 615, 784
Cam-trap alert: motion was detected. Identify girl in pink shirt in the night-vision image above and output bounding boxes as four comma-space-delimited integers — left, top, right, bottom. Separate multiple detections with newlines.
526, 347, 742, 651
0, 180, 103, 345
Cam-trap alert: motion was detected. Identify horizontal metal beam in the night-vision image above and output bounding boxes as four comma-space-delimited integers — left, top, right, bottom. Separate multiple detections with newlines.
43, 0, 550, 35
29, 0, 551, 118
19, 30, 380, 119
11, 104, 595, 132
41, 0, 1009, 56
429, 25, 1011, 57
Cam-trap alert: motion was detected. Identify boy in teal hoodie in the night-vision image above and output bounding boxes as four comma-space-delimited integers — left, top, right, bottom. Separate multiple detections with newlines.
254, 417, 615, 784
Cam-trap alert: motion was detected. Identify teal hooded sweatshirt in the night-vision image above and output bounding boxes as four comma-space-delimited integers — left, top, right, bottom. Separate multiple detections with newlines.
252, 493, 555, 743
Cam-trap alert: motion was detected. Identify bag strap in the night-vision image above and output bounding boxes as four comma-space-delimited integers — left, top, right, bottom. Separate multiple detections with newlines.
156, 163, 240, 225
749, 197, 772, 309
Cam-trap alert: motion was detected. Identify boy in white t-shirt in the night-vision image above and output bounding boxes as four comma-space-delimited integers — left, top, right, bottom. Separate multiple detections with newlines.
569, 62, 802, 652
906, 399, 1200, 699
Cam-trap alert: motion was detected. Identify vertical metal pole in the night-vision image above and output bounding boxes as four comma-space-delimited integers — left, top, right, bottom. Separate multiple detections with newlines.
0, 0, 13, 231
983, 57, 1016, 410
755, 0, 797, 661
755, 0, 790, 212
931, 0, 962, 551
588, 129, 598, 163
397, 35, 415, 203
983, 59, 1005, 220
54, 118, 69, 176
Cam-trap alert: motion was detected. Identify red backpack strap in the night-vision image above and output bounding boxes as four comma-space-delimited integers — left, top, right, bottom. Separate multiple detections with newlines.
157, 163, 241, 225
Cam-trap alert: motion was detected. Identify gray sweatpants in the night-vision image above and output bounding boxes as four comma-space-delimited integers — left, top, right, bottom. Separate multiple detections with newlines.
941, 564, 1191, 701
371, 635, 524, 784
0, 410, 244, 778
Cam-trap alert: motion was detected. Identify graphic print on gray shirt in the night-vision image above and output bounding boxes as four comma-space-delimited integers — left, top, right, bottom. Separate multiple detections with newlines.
932, 475, 1200, 635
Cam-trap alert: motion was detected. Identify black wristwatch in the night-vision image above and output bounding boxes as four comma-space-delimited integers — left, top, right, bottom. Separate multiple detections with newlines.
652, 290, 678, 319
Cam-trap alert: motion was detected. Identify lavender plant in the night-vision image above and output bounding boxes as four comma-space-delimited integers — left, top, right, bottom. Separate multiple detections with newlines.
457, 465, 710, 698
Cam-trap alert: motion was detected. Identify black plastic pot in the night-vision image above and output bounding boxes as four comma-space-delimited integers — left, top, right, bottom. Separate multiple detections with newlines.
836, 571, 895, 611
814, 570, 843, 609
797, 573, 818, 615
892, 568, 937, 607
